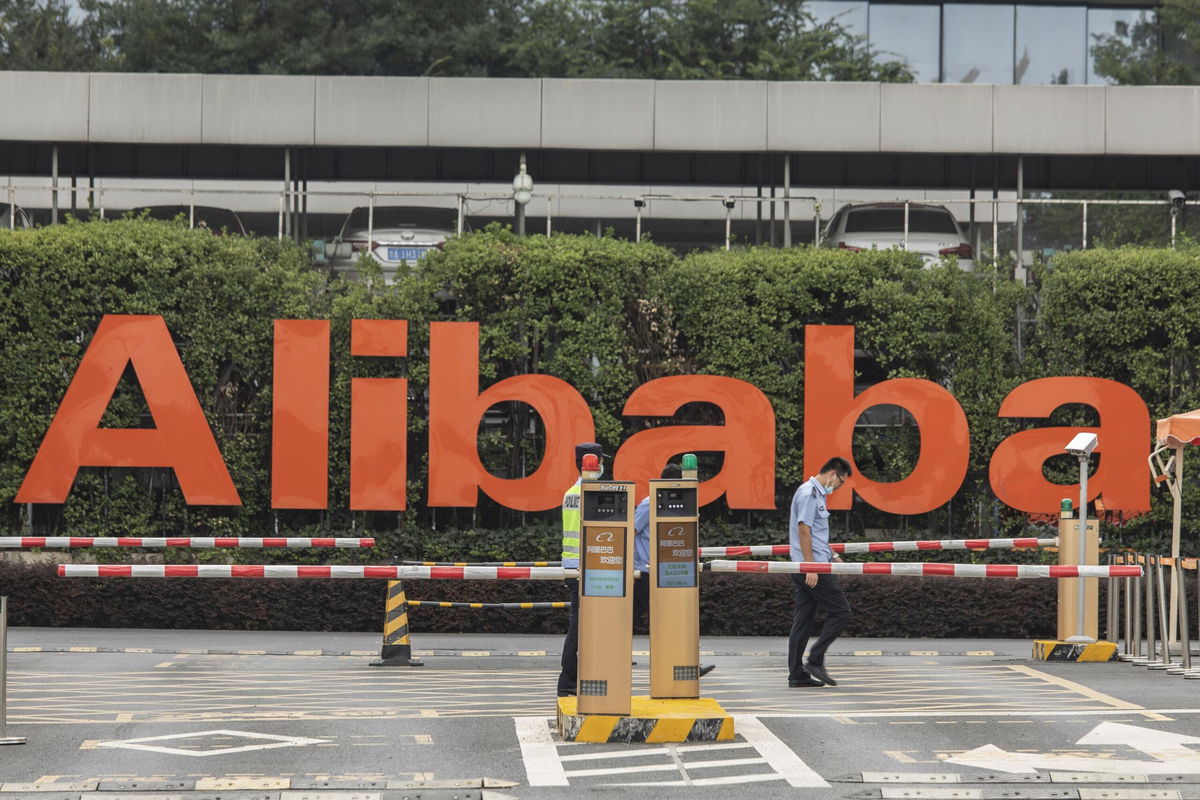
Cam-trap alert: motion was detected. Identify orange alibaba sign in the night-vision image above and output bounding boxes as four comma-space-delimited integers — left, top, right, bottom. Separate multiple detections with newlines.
14, 315, 1150, 516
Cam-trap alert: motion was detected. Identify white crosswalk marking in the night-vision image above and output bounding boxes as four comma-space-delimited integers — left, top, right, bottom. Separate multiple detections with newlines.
513, 714, 828, 788
514, 717, 567, 787
734, 714, 831, 788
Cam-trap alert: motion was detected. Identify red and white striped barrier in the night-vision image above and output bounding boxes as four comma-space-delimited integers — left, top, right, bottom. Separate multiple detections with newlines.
2, 537, 375, 549
698, 537, 1057, 558
57, 564, 575, 580
706, 560, 1142, 578
402, 560, 560, 567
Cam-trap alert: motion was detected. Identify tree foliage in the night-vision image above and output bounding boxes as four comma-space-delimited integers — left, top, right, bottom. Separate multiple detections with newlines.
504, 0, 911, 81
1, 0, 912, 80
0, 0, 95, 69
1090, 0, 1200, 85
1025, 247, 1200, 548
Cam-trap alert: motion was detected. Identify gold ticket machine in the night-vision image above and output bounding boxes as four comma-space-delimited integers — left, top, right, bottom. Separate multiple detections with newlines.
649, 463, 701, 699
1057, 502, 1101, 641
577, 480, 635, 715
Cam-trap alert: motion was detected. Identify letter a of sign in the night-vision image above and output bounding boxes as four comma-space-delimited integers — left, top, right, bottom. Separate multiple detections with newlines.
16, 315, 240, 505
989, 377, 1150, 514
427, 322, 595, 511
804, 325, 969, 514
615, 375, 776, 508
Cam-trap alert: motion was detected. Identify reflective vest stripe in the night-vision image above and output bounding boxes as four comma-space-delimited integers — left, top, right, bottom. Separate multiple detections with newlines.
561, 481, 582, 567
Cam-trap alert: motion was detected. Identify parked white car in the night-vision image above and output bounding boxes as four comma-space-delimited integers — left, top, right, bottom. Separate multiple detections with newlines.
327, 206, 457, 279
821, 202, 974, 270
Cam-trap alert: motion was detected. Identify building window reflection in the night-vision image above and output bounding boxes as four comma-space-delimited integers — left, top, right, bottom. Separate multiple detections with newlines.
943, 4, 1015, 84
1087, 7, 1156, 84
1016, 5, 1087, 85
869, 4, 942, 82
806, 2, 1156, 85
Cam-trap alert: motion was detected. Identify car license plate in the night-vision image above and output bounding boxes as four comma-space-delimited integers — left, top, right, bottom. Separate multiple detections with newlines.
386, 246, 428, 262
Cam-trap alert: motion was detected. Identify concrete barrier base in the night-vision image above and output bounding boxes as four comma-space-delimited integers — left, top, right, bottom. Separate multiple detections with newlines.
1032, 639, 1119, 662
556, 696, 734, 743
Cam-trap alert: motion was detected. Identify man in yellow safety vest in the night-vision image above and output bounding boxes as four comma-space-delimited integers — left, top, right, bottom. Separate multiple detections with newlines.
557, 442, 606, 697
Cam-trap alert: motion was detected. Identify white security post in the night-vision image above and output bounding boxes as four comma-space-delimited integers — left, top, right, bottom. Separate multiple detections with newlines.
1065, 433, 1098, 643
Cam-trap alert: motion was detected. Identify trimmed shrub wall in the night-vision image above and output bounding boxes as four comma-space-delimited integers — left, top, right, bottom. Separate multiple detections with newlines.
0, 220, 1191, 633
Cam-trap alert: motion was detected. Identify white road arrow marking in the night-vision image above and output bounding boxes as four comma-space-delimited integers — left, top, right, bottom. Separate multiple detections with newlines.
1077, 721, 1200, 761
947, 722, 1200, 774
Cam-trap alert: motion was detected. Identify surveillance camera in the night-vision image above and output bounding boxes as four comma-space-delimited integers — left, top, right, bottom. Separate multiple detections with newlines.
1169, 190, 1186, 210
633, 199, 646, 209
1065, 432, 1098, 458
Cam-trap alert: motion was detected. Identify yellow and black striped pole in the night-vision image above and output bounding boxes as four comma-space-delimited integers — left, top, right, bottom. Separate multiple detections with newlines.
370, 580, 423, 667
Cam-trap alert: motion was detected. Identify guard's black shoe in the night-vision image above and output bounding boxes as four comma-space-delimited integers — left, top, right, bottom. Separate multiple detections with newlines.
699, 664, 716, 677
805, 662, 837, 686
788, 676, 825, 688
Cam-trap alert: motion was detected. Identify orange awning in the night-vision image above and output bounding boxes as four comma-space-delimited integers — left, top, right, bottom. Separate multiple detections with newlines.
1156, 409, 1200, 447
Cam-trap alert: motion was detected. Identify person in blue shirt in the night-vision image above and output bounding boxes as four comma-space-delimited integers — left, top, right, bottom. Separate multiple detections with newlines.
787, 456, 853, 688
631, 464, 673, 627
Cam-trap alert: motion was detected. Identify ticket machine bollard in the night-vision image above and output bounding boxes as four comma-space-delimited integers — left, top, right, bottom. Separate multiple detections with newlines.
649, 475, 700, 699
577, 480, 635, 716
1034, 498, 1114, 661
1057, 514, 1100, 642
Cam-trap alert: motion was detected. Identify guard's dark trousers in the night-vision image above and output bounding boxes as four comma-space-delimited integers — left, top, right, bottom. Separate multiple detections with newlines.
788, 573, 852, 682
558, 574, 651, 695
558, 578, 581, 695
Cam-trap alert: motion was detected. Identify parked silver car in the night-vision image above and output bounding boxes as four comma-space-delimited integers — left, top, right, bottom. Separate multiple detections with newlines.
327, 206, 457, 279
821, 202, 974, 270
0, 203, 32, 230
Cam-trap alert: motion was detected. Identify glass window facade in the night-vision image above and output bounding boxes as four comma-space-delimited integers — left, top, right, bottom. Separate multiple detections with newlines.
830, 1, 1158, 85
869, 4, 941, 82
943, 4, 1016, 84
1016, 5, 1087, 85
1087, 7, 1156, 84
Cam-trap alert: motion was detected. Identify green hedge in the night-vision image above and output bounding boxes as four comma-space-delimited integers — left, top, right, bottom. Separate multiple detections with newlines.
2, 220, 1030, 541
0, 221, 1195, 634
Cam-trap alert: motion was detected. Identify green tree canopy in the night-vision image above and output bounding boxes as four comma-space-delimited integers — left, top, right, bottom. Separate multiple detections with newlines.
2, 0, 912, 81
0, 0, 96, 69
1090, 0, 1199, 85
504, 0, 911, 81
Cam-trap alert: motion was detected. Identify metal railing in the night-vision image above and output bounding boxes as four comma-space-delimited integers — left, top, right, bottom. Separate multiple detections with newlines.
4, 177, 1190, 255
1112, 553, 1199, 678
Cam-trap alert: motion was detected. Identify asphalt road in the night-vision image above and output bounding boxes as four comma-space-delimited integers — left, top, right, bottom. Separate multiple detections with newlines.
3, 628, 1200, 800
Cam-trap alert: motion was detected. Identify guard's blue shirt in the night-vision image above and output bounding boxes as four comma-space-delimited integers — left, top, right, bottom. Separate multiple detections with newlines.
789, 476, 833, 563
633, 496, 651, 573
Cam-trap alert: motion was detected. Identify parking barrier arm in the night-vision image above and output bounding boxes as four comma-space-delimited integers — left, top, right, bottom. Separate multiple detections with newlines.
704, 560, 1140, 578
3, 536, 375, 548
57, 564, 577, 580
